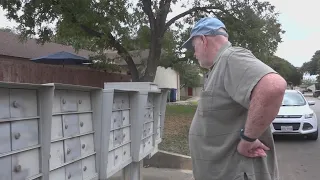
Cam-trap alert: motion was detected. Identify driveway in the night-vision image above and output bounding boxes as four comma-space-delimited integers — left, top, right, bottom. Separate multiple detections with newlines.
275, 97, 320, 180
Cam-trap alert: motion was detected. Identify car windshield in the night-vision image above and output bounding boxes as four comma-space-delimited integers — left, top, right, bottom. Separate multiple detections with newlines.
282, 91, 306, 106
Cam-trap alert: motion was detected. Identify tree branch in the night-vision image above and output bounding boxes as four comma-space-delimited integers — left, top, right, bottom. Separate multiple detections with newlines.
66, 10, 140, 81
158, 0, 171, 35
141, 0, 156, 30
163, 5, 228, 33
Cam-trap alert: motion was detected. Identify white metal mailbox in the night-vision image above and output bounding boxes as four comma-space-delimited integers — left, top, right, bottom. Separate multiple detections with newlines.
104, 82, 169, 161
47, 83, 102, 180
0, 81, 168, 180
99, 89, 139, 179
0, 82, 53, 180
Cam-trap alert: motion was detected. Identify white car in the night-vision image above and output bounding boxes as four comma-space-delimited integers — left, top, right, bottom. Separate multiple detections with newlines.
271, 90, 318, 140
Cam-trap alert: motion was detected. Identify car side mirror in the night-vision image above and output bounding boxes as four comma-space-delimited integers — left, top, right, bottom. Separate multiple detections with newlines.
308, 101, 315, 106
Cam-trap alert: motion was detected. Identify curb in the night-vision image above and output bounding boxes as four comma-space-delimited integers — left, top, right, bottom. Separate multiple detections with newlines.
143, 150, 193, 170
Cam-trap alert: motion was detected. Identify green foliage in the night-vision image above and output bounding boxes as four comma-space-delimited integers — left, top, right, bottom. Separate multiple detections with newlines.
301, 78, 316, 88
268, 56, 302, 86
301, 50, 320, 75
1, 0, 285, 82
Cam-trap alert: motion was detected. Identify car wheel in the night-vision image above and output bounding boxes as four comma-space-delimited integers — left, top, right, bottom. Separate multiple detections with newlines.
308, 129, 318, 140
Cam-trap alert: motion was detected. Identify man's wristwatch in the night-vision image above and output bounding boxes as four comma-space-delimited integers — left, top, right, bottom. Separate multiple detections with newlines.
240, 129, 257, 142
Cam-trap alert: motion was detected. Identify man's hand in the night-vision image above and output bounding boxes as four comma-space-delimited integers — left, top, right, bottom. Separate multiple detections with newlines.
237, 139, 270, 158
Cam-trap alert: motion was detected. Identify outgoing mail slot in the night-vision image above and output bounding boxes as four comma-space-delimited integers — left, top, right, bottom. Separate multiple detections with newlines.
76, 91, 91, 112
0, 88, 10, 119
79, 113, 93, 134
63, 114, 80, 137
65, 161, 82, 180
81, 155, 96, 180
12, 149, 40, 180
64, 138, 81, 162
51, 115, 63, 141
11, 119, 39, 151
80, 134, 95, 157
0, 123, 11, 154
10, 89, 38, 118
50, 141, 64, 170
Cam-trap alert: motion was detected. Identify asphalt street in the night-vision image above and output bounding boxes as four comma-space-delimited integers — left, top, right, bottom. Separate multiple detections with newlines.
275, 96, 320, 180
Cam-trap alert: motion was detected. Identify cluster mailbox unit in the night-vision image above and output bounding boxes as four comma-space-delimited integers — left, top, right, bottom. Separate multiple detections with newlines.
0, 81, 169, 180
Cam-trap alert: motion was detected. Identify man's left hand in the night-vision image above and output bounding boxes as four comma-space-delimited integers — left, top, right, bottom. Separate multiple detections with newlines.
237, 139, 270, 158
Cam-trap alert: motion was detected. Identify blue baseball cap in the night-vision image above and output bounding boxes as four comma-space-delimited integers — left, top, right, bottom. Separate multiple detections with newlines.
181, 17, 228, 50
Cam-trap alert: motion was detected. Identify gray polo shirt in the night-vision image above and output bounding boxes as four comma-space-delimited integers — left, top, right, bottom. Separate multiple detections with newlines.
189, 42, 279, 180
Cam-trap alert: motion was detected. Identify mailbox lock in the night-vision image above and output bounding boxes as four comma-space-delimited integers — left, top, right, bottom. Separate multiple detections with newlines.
68, 173, 72, 179
12, 101, 18, 108
114, 119, 116, 123
124, 151, 126, 155
65, 124, 68, 129
79, 100, 82, 104
82, 144, 86, 149
14, 133, 21, 139
83, 166, 87, 171
14, 165, 21, 172
115, 155, 118, 160
67, 148, 71, 154
62, 99, 66, 104
123, 117, 125, 121
80, 122, 84, 127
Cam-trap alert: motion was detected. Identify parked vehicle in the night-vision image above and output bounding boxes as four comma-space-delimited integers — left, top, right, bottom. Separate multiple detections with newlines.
271, 90, 318, 140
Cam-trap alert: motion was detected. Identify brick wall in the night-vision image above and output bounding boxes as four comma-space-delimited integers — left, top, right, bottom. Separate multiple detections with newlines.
0, 57, 131, 87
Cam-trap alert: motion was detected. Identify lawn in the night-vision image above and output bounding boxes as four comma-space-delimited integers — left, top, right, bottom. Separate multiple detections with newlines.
158, 104, 197, 156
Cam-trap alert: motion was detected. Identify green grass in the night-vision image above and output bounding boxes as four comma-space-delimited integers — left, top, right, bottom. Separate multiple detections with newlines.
159, 104, 197, 156
166, 104, 197, 115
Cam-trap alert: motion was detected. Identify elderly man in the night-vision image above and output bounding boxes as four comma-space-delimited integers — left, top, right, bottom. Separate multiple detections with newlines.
182, 17, 286, 180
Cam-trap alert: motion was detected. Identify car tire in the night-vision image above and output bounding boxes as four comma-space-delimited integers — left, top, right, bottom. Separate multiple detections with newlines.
308, 129, 318, 140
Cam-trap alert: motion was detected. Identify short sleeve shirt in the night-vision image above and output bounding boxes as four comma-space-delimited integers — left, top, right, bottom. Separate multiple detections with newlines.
188, 42, 280, 180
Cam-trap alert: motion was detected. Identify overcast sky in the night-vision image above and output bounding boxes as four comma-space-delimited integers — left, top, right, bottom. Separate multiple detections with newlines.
0, 0, 319, 69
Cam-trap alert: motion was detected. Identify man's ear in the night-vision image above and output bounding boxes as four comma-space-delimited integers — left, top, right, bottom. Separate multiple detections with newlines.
200, 35, 207, 45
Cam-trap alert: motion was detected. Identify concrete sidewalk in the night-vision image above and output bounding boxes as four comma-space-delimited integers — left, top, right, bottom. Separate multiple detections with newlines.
108, 167, 194, 180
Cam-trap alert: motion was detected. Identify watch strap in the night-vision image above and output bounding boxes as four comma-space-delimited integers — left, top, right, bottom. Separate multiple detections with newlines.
240, 129, 256, 142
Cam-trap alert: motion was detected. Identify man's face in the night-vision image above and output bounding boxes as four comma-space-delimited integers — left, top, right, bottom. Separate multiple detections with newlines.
192, 36, 212, 69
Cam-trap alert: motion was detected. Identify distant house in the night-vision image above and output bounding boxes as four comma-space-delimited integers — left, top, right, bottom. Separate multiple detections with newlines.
0, 31, 93, 62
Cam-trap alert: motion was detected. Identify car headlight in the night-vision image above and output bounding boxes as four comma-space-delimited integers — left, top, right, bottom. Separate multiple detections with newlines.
305, 113, 314, 119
